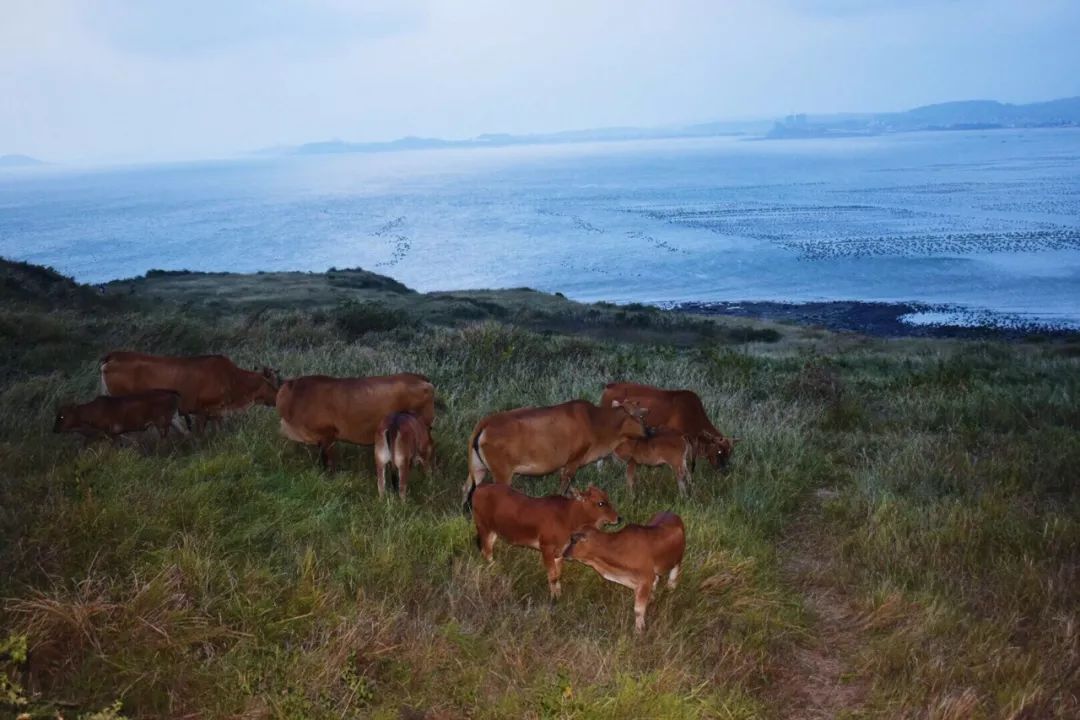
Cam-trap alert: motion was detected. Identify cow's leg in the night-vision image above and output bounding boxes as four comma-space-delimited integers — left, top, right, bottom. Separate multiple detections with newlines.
319, 441, 337, 472
375, 460, 388, 497
475, 520, 496, 562
374, 440, 391, 497
542, 545, 562, 601
667, 564, 681, 589
397, 460, 411, 500
558, 458, 584, 495
634, 583, 653, 633
675, 461, 689, 495
170, 412, 189, 435
625, 459, 638, 493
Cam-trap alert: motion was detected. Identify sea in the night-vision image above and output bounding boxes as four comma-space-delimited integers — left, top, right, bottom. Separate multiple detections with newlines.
2, 128, 1079, 329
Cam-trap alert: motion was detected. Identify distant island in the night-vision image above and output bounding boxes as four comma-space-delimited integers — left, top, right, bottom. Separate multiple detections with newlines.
261, 96, 1080, 157
767, 97, 1080, 139
0, 154, 45, 167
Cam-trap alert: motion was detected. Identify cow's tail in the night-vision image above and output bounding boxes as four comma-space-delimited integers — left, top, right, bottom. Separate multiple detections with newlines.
385, 416, 400, 463
461, 424, 487, 516
682, 436, 694, 480
99, 354, 114, 395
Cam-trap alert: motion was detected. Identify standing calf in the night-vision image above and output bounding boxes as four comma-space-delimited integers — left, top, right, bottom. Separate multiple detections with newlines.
373, 412, 433, 499
562, 511, 685, 632
54, 390, 185, 443
470, 483, 621, 600
613, 427, 693, 494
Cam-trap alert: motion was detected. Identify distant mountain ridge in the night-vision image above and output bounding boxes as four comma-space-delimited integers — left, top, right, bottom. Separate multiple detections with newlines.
259, 96, 1080, 156
768, 97, 1080, 138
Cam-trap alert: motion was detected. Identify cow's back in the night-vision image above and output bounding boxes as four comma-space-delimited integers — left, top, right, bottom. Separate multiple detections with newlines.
602, 382, 710, 436
278, 373, 434, 446
471, 483, 570, 543
645, 511, 686, 570
101, 352, 234, 414
476, 401, 596, 470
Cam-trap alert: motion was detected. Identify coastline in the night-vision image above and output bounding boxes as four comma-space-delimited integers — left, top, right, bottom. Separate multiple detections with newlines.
667, 299, 1080, 340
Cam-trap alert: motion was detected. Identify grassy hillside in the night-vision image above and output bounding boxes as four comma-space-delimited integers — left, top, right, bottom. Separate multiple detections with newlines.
1, 259, 1077, 719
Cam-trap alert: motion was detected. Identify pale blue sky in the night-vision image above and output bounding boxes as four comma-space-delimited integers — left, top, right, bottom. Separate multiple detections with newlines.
3, 0, 1079, 163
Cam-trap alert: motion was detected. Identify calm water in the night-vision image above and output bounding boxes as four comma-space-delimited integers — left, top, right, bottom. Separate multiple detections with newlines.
2, 129, 1079, 327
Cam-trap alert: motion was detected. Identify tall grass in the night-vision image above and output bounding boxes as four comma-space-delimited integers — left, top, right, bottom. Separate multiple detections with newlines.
1, 269, 1077, 718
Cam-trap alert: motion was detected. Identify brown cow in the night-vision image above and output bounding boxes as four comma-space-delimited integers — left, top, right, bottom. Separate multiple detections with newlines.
54, 390, 185, 443
277, 373, 435, 471
100, 352, 279, 431
613, 427, 694, 494
600, 382, 738, 469
470, 483, 621, 600
461, 399, 647, 506
373, 412, 434, 500
562, 511, 686, 632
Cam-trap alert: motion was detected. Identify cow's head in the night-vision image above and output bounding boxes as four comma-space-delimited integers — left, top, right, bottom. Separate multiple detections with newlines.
53, 404, 78, 433
251, 367, 282, 406
698, 432, 739, 469
571, 485, 622, 529
611, 399, 648, 440
562, 529, 595, 560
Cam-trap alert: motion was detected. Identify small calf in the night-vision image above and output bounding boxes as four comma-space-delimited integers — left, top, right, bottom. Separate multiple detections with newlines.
470, 483, 621, 600
373, 412, 434, 499
53, 390, 185, 443
562, 511, 685, 632
613, 427, 693, 494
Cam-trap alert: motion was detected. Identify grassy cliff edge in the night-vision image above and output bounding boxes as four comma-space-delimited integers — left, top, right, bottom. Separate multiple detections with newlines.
1, 259, 1077, 719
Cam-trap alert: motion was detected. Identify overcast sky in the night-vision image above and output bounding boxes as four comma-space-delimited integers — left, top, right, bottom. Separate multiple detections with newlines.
3, 0, 1079, 163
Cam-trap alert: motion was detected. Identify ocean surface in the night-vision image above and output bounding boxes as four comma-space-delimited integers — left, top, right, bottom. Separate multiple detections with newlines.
2, 129, 1079, 328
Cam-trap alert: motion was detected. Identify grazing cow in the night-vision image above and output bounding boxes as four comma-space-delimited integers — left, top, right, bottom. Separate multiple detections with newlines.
613, 427, 694, 494
600, 382, 738, 469
277, 373, 435, 471
373, 412, 434, 499
470, 483, 621, 600
562, 511, 686, 632
53, 390, 185, 443
100, 352, 279, 431
462, 399, 647, 505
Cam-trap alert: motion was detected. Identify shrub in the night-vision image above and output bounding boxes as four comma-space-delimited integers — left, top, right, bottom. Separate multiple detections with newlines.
333, 300, 413, 339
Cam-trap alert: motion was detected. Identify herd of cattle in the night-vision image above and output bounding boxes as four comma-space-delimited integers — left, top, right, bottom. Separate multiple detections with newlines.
53, 351, 739, 631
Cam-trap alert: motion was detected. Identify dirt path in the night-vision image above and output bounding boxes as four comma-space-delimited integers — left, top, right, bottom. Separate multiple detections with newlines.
771, 491, 869, 719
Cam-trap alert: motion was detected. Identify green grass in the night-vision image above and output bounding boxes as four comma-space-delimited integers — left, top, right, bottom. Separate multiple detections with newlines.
0, 260, 1077, 718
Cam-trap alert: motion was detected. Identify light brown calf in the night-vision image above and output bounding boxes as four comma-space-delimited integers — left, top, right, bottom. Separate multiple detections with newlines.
373, 412, 434, 499
470, 483, 621, 600
562, 511, 686, 632
613, 427, 694, 494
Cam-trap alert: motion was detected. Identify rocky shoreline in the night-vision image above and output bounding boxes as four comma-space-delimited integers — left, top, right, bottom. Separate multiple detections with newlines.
667, 300, 1080, 340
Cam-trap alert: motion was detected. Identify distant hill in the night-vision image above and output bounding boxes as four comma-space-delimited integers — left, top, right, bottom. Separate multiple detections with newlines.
265, 119, 770, 157
0, 154, 45, 167
768, 97, 1080, 138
